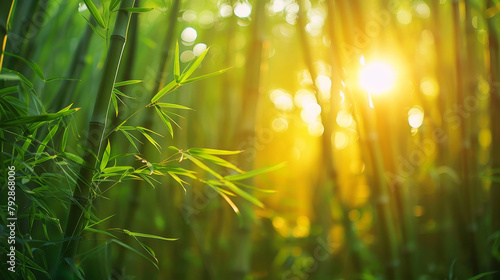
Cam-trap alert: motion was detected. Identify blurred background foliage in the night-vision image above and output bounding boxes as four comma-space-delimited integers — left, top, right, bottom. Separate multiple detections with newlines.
1, 0, 500, 279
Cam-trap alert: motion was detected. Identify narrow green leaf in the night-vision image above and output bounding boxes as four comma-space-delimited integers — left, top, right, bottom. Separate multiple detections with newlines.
61, 125, 69, 151
180, 67, 231, 85
224, 162, 286, 181
83, 0, 106, 28
84, 227, 117, 239
122, 229, 178, 241
174, 41, 180, 81
188, 148, 243, 155
155, 107, 174, 137
192, 153, 244, 173
185, 154, 222, 180
121, 130, 140, 152
155, 103, 192, 110
2, 68, 33, 88
4, 52, 45, 80
179, 48, 210, 83
223, 181, 264, 207
216, 187, 240, 214
36, 124, 59, 156
100, 141, 111, 171
109, 0, 121, 11
0, 86, 18, 97
119, 7, 154, 13
81, 15, 106, 39
151, 80, 177, 102
115, 80, 142, 87
110, 239, 158, 269
111, 92, 119, 117
138, 128, 161, 152
62, 152, 85, 165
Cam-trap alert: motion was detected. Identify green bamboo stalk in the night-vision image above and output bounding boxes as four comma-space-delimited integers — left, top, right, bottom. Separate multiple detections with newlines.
230, 0, 266, 279
324, 0, 365, 275
111, 0, 180, 274
55, 1, 135, 278
295, 0, 339, 277
430, 0, 460, 272
451, 1, 481, 275
52, 21, 94, 111
0, 0, 16, 72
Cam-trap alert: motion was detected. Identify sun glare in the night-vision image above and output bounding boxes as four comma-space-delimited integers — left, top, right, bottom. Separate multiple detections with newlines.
359, 61, 396, 94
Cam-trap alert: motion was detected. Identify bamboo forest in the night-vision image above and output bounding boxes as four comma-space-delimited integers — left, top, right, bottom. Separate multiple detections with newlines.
1, 0, 500, 279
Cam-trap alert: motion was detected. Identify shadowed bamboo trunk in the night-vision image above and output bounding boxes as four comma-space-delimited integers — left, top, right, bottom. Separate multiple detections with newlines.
0, 0, 16, 72
451, 1, 481, 275
52, 21, 94, 111
295, 0, 341, 277
54, 0, 135, 278
230, 0, 266, 279
112, 0, 180, 273
324, 0, 364, 275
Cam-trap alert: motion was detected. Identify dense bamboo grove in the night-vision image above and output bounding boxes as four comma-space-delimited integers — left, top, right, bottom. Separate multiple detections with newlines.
1, 0, 500, 279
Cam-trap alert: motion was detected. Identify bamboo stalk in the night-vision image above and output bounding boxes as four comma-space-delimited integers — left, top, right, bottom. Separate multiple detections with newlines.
52, 21, 94, 111
55, 1, 135, 278
110, 0, 180, 274
451, 0, 481, 275
0, 0, 16, 72
230, 0, 266, 279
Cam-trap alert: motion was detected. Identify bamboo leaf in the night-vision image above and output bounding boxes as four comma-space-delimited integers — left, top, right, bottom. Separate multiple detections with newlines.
155, 106, 173, 137
223, 180, 264, 207
121, 130, 140, 152
185, 154, 222, 179
122, 229, 178, 241
180, 67, 231, 85
114, 80, 142, 87
179, 47, 210, 83
0, 86, 18, 97
3, 52, 45, 80
174, 41, 180, 81
61, 152, 85, 165
192, 153, 244, 173
111, 92, 119, 117
81, 15, 106, 39
109, 0, 121, 11
83, 0, 106, 28
36, 124, 59, 156
155, 103, 192, 110
188, 148, 243, 155
224, 162, 286, 181
119, 7, 154, 13
100, 141, 111, 171
61, 125, 69, 151
151, 80, 177, 102
110, 239, 158, 269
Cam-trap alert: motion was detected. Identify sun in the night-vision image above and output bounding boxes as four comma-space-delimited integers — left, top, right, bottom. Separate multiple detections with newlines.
359, 61, 396, 94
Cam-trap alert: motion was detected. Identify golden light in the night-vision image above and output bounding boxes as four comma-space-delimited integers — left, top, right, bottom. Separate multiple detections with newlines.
359, 61, 396, 94
408, 106, 424, 128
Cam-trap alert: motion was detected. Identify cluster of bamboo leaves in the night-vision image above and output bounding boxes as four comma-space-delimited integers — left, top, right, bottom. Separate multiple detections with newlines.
0, 0, 276, 279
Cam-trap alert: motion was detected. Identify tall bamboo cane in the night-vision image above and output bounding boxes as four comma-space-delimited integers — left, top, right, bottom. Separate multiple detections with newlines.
0, 0, 16, 72
55, 0, 135, 278
230, 0, 266, 278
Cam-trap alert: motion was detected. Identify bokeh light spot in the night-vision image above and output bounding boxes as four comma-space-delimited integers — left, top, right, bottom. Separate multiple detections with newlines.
181, 27, 197, 43
234, 2, 252, 18
408, 106, 424, 128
